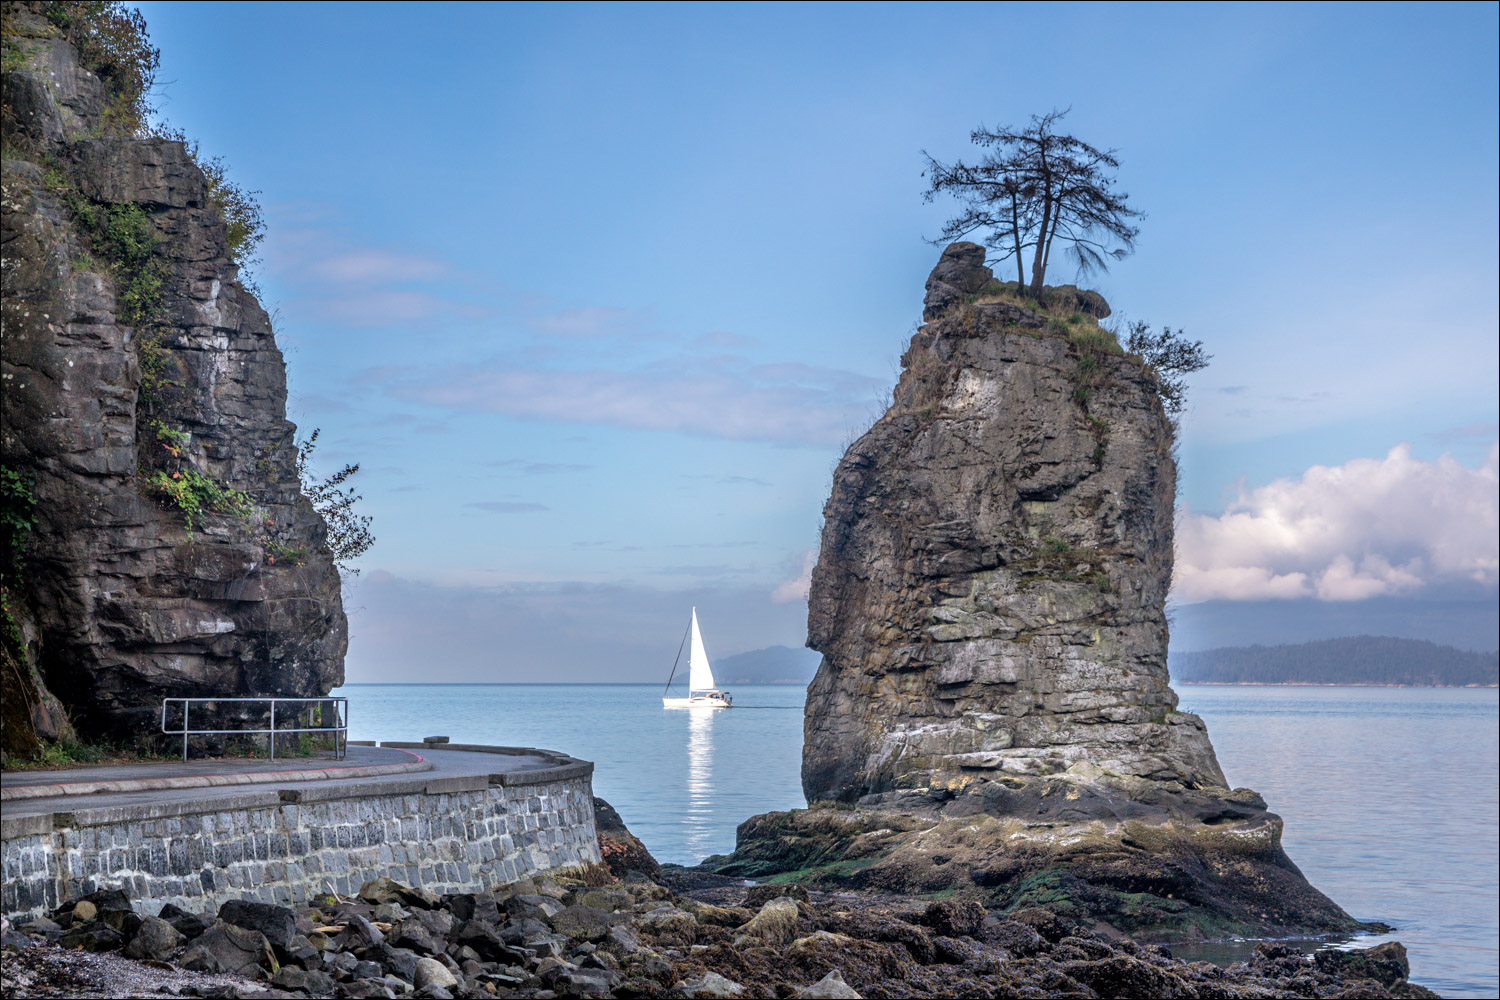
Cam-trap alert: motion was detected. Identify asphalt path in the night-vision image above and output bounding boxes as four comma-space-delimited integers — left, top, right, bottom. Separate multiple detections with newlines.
0, 746, 562, 820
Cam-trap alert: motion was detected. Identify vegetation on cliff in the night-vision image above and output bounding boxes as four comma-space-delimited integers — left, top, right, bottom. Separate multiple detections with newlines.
1, 1, 353, 756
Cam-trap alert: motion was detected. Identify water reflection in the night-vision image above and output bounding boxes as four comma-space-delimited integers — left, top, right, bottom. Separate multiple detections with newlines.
684, 707, 715, 857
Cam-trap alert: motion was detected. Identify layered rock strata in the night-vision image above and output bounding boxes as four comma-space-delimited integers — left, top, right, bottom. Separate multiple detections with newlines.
711, 244, 1366, 941
1, 11, 345, 745
803, 240, 1223, 812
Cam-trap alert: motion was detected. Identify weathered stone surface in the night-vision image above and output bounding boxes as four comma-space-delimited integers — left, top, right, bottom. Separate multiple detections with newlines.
921, 241, 993, 321
679, 970, 747, 997
413, 955, 458, 990
179, 919, 277, 976
360, 876, 440, 910
593, 796, 663, 878
0, 9, 345, 744
218, 899, 298, 953
708, 244, 1371, 942
120, 914, 181, 960
796, 969, 863, 999
736, 896, 800, 945
806, 245, 1222, 809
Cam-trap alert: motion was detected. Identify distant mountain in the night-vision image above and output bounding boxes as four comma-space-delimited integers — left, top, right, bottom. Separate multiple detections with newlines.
1169, 597, 1498, 653
714, 645, 821, 684
1170, 636, 1499, 686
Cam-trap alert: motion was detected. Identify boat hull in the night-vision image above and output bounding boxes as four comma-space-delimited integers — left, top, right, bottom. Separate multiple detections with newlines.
663, 694, 731, 709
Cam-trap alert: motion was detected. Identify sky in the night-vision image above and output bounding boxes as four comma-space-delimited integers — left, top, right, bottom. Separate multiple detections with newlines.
132, 1, 1499, 681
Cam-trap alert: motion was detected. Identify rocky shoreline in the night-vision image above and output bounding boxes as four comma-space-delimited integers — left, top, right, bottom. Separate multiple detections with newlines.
0, 804, 1441, 1000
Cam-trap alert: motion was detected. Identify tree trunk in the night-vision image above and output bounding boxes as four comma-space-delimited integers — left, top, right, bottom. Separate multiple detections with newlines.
1010, 193, 1025, 286
1029, 191, 1052, 295
1028, 150, 1053, 295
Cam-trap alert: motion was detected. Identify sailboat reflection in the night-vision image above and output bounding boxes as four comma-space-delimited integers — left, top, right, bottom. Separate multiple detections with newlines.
684, 706, 715, 857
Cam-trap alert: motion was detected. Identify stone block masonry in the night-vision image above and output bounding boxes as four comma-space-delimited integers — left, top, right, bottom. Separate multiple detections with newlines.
0, 750, 601, 922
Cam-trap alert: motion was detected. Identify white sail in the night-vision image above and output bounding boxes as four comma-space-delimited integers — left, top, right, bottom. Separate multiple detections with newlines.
688, 607, 715, 692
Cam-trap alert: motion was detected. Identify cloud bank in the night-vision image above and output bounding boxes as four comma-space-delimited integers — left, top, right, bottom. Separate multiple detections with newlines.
1174, 443, 1499, 602
383, 355, 883, 446
343, 573, 809, 682
771, 550, 816, 603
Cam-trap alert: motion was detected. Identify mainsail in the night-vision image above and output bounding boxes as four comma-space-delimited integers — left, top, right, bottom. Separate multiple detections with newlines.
688, 607, 715, 693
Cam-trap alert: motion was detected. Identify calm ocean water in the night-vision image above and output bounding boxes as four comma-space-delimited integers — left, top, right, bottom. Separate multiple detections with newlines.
334, 682, 1498, 998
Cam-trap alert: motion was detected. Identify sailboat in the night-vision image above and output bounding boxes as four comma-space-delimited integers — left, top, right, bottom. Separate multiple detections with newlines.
662, 607, 732, 708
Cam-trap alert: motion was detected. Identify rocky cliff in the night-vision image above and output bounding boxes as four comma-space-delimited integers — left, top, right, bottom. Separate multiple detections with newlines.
1, 7, 346, 751
705, 244, 1368, 942
804, 241, 1224, 809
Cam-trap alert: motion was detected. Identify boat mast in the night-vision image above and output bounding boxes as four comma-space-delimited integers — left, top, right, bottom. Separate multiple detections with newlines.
662, 616, 693, 696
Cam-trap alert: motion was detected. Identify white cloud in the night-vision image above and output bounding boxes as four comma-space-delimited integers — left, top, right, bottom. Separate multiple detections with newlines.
385, 354, 883, 446
308, 249, 448, 284
772, 550, 817, 604
1174, 443, 1499, 602
529, 306, 636, 337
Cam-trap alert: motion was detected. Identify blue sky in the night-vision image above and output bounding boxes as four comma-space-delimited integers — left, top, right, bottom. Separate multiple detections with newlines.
133, 2, 1498, 680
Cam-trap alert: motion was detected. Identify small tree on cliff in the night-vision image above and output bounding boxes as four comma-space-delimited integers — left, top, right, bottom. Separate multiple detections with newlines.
296, 430, 373, 574
1124, 322, 1211, 415
923, 109, 1142, 295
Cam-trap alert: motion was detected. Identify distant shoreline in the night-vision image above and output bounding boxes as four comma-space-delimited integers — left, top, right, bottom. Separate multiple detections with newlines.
1177, 681, 1498, 688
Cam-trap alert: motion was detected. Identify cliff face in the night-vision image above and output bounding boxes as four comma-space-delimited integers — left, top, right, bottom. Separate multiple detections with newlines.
1, 12, 346, 747
804, 242, 1225, 812
706, 245, 1364, 942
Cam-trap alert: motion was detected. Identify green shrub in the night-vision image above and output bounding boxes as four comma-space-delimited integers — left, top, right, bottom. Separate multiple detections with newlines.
34, 1, 160, 136
0, 466, 37, 587
145, 469, 257, 533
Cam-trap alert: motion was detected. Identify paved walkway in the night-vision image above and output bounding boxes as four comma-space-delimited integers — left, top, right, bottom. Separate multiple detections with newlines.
0, 744, 570, 819
2, 745, 406, 788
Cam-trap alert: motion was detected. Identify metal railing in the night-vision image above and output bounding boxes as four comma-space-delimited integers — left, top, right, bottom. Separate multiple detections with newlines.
160, 697, 348, 763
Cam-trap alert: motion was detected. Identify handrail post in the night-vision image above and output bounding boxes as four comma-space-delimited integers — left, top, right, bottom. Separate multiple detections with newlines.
269, 700, 276, 763
183, 700, 189, 762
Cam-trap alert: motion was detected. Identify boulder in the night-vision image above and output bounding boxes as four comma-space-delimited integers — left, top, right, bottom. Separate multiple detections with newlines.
444, 893, 502, 925
917, 899, 984, 938
219, 899, 299, 953
682, 900, 753, 928
1043, 283, 1111, 319
57, 922, 123, 951
122, 915, 182, 961
635, 905, 697, 946
736, 897, 800, 945
679, 971, 746, 998
593, 797, 664, 878
391, 915, 444, 955
413, 956, 458, 990
159, 903, 210, 939
271, 966, 336, 994
453, 920, 530, 964
360, 876, 440, 910
743, 883, 809, 908
796, 969, 862, 999
550, 904, 613, 942
922, 241, 993, 321
75, 888, 133, 915
1314, 941, 1411, 987
179, 920, 278, 977
333, 913, 385, 951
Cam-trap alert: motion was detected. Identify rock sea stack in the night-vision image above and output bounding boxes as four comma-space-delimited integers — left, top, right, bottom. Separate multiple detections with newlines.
707, 244, 1372, 942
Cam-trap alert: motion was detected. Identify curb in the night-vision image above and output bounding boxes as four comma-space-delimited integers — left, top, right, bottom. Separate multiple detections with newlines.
378, 742, 595, 786
0, 749, 431, 802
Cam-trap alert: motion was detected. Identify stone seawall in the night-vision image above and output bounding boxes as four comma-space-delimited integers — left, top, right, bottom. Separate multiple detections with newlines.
0, 748, 601, 922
